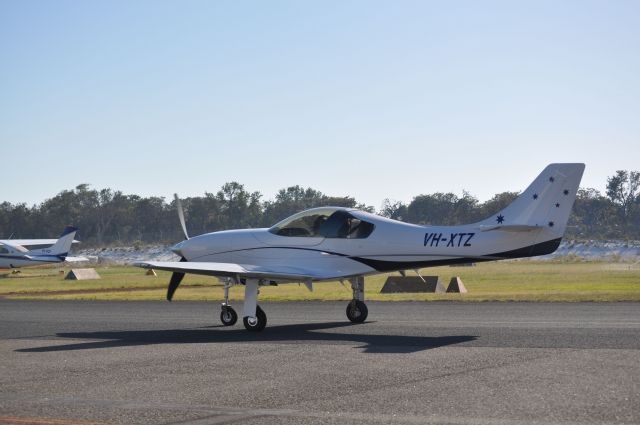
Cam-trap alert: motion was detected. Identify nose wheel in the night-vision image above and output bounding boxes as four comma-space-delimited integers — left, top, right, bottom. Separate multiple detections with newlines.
220, 304, 237, 326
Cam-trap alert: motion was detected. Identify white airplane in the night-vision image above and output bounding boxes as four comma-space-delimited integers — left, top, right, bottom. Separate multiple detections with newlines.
136, 163, 585, 332
0, 226, 85, 269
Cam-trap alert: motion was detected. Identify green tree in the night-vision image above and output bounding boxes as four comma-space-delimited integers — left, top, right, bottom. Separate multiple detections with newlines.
380, 199, 407, 221
569, 188, 618, 239
216, 182, 260, 229
407, 192, 459, 225
262, 186, 326, 226
606, 170, 640, 224
132, 196, 171, 241
479, 192, 519, 219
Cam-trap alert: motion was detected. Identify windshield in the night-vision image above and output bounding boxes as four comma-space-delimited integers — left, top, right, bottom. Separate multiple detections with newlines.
269, 208, 336, 237
269, 208, 375, 239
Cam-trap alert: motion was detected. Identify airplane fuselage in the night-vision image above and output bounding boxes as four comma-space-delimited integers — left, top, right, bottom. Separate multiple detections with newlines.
173, 211, 561, 281
0, 256, 64, 269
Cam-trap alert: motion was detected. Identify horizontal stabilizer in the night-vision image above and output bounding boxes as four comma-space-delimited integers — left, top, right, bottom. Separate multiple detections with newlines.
478, 224, 543, 232
64, 256, 89, 262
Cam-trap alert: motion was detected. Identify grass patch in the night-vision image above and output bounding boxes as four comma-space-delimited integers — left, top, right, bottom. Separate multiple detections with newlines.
1, 261, 639, 302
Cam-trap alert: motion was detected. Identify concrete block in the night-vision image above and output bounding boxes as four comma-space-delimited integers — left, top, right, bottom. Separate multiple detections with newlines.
65, 268, 101, 280
380, 276, 446, 293
446, 276, 468, 293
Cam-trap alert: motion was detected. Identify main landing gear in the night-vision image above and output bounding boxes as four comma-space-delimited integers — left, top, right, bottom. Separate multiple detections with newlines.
346, 276, 368, 323
218, 278, 268, 331
242, 278, 267, 331
243, 305, 267, 331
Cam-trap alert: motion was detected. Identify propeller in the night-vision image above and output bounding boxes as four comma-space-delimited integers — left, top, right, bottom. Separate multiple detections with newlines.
167, 257, 187, 301
168, 194, 189, 301
175, 193, 189, 240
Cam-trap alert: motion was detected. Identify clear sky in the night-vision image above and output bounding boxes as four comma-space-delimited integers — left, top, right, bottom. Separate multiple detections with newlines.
1, 0, 639, 210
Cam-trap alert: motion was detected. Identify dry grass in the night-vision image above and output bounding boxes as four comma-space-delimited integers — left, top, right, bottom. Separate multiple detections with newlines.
1, 260, 639, 302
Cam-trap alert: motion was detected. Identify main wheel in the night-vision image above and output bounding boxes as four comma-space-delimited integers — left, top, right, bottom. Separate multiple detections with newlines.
346, 300, 368, 323
243, 305, 267, 331
220, 306, 238, 326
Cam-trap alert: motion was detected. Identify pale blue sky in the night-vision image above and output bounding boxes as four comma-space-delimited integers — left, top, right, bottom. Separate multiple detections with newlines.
1, 0, 639, 209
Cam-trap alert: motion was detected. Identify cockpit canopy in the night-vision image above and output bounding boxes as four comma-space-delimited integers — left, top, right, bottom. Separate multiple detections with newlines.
269, 207, 375, 239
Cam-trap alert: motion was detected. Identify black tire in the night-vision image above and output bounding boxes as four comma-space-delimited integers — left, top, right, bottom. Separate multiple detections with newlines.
220, 306, 238, 326
243, 305, 267, 331
346, 300, 368, 323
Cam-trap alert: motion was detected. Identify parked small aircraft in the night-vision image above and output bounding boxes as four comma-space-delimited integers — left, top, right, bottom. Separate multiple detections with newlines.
0, 226, 85, 269
136, 163, 585, 331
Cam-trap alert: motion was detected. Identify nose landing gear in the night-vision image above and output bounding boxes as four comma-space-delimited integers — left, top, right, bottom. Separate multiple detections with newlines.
220, 280, 237, 326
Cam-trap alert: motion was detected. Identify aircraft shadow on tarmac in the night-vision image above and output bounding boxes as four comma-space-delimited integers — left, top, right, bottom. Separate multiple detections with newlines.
16, 321, 476, 354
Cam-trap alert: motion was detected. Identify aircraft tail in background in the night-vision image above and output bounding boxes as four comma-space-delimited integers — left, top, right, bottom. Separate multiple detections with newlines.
30, 226, 78, 258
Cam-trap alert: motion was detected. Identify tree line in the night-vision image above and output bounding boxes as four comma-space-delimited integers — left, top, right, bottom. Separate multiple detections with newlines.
1, 171, 638, 246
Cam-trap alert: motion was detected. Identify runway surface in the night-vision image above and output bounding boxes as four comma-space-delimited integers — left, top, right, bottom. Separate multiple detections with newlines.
1, 300, 639, 424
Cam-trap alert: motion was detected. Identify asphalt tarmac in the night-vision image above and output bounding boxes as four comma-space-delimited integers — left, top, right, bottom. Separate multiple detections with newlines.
1, 300, 639, 425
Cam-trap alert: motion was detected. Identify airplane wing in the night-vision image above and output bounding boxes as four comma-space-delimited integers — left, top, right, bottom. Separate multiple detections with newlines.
134, 261, 341, 282
1, 239, 58, 249
0, 239, 81, 249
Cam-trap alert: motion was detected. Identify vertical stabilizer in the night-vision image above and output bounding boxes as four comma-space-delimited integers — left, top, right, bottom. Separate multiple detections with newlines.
478, 164, 585, 238
38, 226, 78, 258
